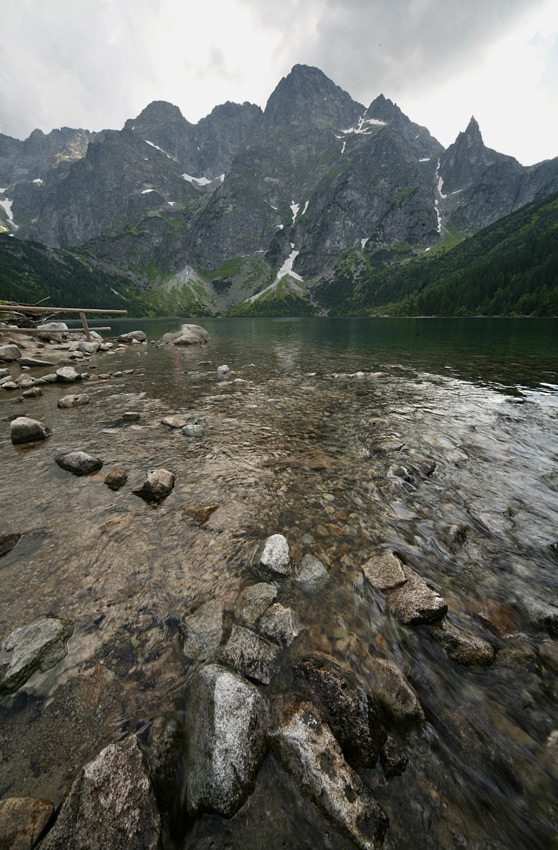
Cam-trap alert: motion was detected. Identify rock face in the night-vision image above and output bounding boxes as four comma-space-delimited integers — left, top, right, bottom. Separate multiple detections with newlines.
0, 617, 73, 693
10, 416, 50, 445
132, 469, 175, 503
184, 664, 267, 817
270, 699, 389, 850
158, 324, 210, 345
292, 654, 386, 768
40, 736, 161, 850
0, 796, 54, 850
55, 451, 103, 476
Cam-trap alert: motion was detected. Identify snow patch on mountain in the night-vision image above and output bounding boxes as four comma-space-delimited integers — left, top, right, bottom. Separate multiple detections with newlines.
247, 244, 303, 303
182, 173, 224, 186
145, 140, 177, 162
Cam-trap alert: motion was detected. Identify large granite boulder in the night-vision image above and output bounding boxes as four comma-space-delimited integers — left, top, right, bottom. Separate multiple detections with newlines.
158, 324, 210, 346
0, 796, 54, 849
10, 417, 50, 445
40, 736, 161, 850
184, 664, 267, 817
117, 330, 147, 343
181, 599, 224, 662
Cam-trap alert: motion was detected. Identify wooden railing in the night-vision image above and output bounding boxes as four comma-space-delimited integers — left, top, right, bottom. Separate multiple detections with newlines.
1, 306, 127, 341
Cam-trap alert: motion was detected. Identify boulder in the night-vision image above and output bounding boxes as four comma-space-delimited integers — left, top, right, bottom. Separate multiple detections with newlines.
0, 617, 73, 693
55, 366, 80, 383
57, 393, 90, 409
132, 469, 175, 504
78, 340, 100, 355
10, 416, 50, 445
104, 468, 128, 491
219, 625, 281, 685
181, 423, 204, 436
122, 411, 140, 422
256, 534, 291, 577
55, 451, 103, 476
17, 357, 57, 367
362, 553, 407, 592
37, 322, 68, 341
181, 599, 224, 662
40, 736, 161, 850
365, 658, 425, 725
292, 654, 386, 768
380, 737, 408, 780
184, 664, 267, 817
0, 344, 22, 361
217, 364, 230, 376
161, 415, 188, 428
258, 603, 302, 647
0, 796, 54, 850
294, 554, 329, 592
385, 567, 447, 625
270, 699, 389, 850
166, 324, 210, 346
118, 330, 148, 343
234, 583, 278, 625
21, 387, 43, 398
429, 621, 496, 666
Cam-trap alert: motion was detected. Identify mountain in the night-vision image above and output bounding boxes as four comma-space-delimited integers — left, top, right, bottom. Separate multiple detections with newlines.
1, 64, 558, 317
311, 190, 558, 317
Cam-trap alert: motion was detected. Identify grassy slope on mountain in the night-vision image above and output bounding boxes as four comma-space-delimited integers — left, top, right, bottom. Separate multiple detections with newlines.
0, 234, 150, 315
315, 191, 558, 316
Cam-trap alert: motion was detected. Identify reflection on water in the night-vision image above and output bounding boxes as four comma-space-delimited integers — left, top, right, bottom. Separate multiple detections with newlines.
1, 318, 558, 849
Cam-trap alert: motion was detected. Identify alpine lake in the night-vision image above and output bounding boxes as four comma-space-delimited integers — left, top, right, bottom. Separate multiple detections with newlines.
1, 316, 558, 850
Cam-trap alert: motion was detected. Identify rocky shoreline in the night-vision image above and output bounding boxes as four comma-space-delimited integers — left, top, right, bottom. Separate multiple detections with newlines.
1, 320, 557, 850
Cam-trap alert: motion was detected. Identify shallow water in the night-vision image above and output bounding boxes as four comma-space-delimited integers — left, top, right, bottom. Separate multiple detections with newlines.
1, 318, 558, 849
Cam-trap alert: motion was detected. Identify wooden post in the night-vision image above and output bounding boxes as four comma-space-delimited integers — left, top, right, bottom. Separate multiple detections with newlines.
79, 311, 91, 341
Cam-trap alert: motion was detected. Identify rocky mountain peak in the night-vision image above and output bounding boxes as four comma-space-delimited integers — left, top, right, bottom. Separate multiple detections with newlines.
129, 100, 187, 126
366, 94, 404, 124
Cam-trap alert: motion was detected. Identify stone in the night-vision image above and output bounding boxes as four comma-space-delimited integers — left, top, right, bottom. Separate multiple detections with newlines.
0, 796, 54, 850
258, 603, 302, 647
78, 340, 100, 354
10, 416, 50, 445
365, 658, 425, 725
234, 583, 278, 625
21, 387, 43, 398
521, 597, 558, 638
429, 621, 496, 666
15, 375, 36, 388
181, 422, 204, 436
122, 411, 140, 422
145, 715, 183, 813
37, 322, 68, 341
0, 532, 21, 557
294, 554, 329, 592
55, 366, 80, 383
0, 344, 22, 361
17, 356, 57, 367
181, 599, 224, 662
380, 737, 408, 780
362, 553, 407, 592
256, 534, 291, 577
219, 625, 281, 685
0, 381, 17, 390
385, 567, 447, 625
184, 664, 267, 818
269, 698, 389, 850
118, 330, 148, 343
158, 324, 211, 346
40, 736, 161, 850
57, 393, 90, 408
182, 504, 220, 525
217, 364, 230, 376
55, 451, 103, 476
161, 415, 188, 428
132, 469, 175, 504
292, 654, 387, 768
104, 468, 128, 491
0, 368, 9, 378
0, 617, 73, 693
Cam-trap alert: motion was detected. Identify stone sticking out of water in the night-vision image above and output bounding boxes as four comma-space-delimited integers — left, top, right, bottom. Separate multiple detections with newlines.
257, 534, 291, 577
258, 603, 302, 648
429, 620, 496, 666
181, 599, 224, 662
132, 469, 175, 504
55, 451, 103, 477
57, 393, 90, 409
185, 663, 267, 818
0, 532, 21, 557
234, 583, 278, 625
55, 367, 80, 383
0, 617, 73, 693
10, 416, 50, 445
385, 567, 447, 625
270, 698, 389, 850
118, 330, 147, 343
182, 503, 220, 525
104, 468, 128, 491
40, 736, 161, 850
219, 624, 281, 685
161, 415, 188, 428
0, 344, 22, 362
362, 553, 407, 592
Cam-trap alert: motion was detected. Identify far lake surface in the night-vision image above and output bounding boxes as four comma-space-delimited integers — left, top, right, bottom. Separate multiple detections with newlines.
1, 316, 557, 850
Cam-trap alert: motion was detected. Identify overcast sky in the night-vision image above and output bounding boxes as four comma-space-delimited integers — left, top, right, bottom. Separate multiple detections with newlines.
1, 0, 556, 165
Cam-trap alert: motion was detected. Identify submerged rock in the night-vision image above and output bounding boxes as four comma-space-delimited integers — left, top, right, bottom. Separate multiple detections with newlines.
292, 653, 387, 768
185, 664, 267, 817
217, 364, 230, 376
256, 534, 291, 577
132, 469, 175, 504
258, 603, 302, 647
294, 554, 329, 592
40, 736, 160, 850
234, 583, 278, 625
0, 617, 73, 693
0, 532, 21, 557
55, 451, 103, 476
270, 698, 389, 850
380, 737, 408, 780
57, 393, 90, 409
219, 624, 281, 685
181, 599, 224, 662
0, 796, 54, 849
104, 467, 128, 491
364, 658, 425, 725
10, 416, 50, 445
182, 503, 220, 525
429, 621, 496, 666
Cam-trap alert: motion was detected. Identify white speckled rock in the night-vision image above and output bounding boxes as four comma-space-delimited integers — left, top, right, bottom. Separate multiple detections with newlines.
55, 366, 80, 383
294, 554, 329, 592
258, 534, 291, 576
0, 617, 73, 693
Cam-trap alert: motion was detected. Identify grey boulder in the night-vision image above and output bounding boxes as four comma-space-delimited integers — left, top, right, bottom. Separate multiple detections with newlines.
0, 344, 22, 361
158, 324, 210, 346
55, 366, 80, 383
57, 393, 90, 409
0, 616, 73, 693
219, 624, 281, 685
256, 534, 291, 577
181, 599, 224, 662
10, 416, 50, 445
118, 330, 147, 343
234, 583, 278, 625
132, 469, 175, 504
55, 451, 103, 476
294, 554, 329, 592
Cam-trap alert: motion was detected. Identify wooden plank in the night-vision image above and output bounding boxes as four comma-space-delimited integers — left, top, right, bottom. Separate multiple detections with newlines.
5, 326, 113, 334
2, 306, 127, 314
